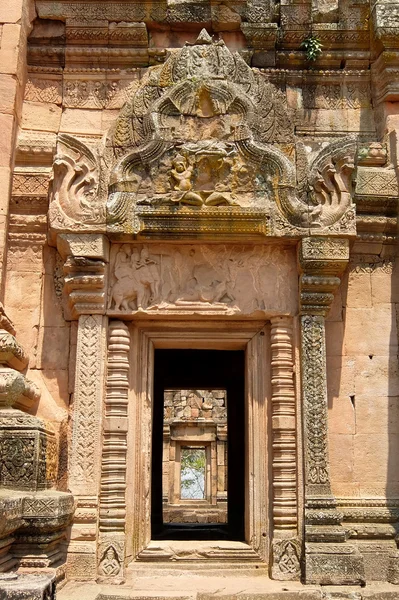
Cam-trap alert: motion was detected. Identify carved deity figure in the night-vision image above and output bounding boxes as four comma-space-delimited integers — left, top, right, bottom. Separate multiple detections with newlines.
99, 546, 120, 577
109, 245, 161, 311
170, 154, 203, 205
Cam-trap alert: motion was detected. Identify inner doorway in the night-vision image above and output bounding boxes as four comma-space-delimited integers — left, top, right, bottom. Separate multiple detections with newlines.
151, 350, 245, 541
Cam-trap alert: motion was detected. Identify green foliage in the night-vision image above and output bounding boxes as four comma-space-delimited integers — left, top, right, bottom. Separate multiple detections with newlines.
180, 448, 206, 499
300, 35, 323, 62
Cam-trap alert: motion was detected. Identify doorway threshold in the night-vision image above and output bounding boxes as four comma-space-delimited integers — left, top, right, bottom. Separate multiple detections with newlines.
136, 540, 262, 564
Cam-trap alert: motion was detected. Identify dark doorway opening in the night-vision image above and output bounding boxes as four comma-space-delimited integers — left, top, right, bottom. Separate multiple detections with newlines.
151, 349, 245, 541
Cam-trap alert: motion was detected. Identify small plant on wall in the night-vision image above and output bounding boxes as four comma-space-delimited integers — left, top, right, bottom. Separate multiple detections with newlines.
300, 35, 323, 62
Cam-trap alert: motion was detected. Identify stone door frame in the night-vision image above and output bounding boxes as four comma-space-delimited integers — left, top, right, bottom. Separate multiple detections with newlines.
121, 317, 300, 572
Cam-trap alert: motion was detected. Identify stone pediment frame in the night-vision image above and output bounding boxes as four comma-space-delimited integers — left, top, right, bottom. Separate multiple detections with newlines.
48, 30, 359, 244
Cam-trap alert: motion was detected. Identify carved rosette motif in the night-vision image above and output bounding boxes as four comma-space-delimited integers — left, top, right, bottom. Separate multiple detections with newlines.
270, 317, 300, 581
98, 321, 130, 583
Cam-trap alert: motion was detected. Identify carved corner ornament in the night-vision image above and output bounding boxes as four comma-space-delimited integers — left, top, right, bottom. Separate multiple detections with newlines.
49, 134, 106, 239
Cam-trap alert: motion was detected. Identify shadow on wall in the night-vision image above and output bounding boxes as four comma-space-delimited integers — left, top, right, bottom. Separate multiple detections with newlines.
325, 212, 399, 580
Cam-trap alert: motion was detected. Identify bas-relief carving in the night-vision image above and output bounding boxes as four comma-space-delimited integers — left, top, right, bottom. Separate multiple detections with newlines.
102, 30, 356, 236
49, 134, 106, 232
107, 243, 297, 316
70, 314, 105, 495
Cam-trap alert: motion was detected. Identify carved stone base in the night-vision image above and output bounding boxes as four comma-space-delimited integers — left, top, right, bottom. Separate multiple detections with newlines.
97, 535, 125, 583
304, 543, 365, 585
271, 538, 301, 580
0, 409, 57, 491
0, 572, 56, 599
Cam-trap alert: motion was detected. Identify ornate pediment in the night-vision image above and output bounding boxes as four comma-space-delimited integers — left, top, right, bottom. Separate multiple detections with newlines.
49, 31, 360, 240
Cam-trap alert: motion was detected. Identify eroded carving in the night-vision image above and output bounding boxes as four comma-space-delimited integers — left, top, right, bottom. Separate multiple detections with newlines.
49, 134, 106, 231
107, 243, 297, 316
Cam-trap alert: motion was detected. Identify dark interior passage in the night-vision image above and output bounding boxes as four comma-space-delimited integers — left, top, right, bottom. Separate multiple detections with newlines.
151, 349, 245, 541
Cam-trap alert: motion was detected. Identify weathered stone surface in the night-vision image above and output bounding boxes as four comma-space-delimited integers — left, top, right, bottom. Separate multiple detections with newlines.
0, 0, 398, 594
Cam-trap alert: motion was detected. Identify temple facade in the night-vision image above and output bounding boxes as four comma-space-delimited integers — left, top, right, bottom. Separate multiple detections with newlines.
0, 0, 398, 597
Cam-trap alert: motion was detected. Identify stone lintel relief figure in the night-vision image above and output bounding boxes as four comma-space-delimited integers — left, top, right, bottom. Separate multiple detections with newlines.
108, 244, 297, 316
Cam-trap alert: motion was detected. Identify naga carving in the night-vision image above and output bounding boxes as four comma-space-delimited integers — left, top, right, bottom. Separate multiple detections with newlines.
49, 134, 106, 231
48, 31, 358, 238
278, 137, 357, 230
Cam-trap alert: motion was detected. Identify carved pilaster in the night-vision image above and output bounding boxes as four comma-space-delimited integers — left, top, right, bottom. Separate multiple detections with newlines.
299, 237, 364, 584
270, 317, 300, 581
68, 314, 107, 577
98, 321, 130, 583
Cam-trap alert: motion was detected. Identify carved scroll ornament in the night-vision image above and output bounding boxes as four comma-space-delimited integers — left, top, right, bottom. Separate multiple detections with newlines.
49, 134, 106, 231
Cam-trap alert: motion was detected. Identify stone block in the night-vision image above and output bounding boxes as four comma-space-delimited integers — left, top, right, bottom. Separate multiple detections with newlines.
354, 433, 399, 485
21, 101, 62, 133
0, 0, 24, 24
0, 573, 56, 599
26, 369, 69, 422
5, 270, 42, 324
344, 306, 398, 356
0, 113, 15, 168
354, 355, 399, 397
60, 108, 102, 135
325, 322, 345, 357
37, 326, 70, 371
305, 544, 365, 585
355, 395, 399, 434
329, 433, 355, 483
328, 397, 355, 434
0, 409, 57, 491
371, 271, 399, 304
0, 74, 17, 114
326, 355, 356, 400
0, 166, 12, 215
0, 24, 21, 75
66, 552, 97, 580
345, 272, 372, 309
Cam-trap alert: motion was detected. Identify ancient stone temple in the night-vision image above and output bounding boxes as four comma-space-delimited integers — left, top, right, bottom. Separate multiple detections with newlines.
0, 0, 398, 598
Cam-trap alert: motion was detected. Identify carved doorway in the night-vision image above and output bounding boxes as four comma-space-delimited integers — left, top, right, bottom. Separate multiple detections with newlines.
151, 350, 245, 541
127, 321, 273, 565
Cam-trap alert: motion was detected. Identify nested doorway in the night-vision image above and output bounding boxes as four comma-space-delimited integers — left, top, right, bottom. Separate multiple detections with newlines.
127, 322, 271, 564
151, 350, 245, 541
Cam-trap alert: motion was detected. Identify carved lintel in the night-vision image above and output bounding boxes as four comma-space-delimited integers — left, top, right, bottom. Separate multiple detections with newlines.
98, 321, 130, 582
69, 315, 107, 497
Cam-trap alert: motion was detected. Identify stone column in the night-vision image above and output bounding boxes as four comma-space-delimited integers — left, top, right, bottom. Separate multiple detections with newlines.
98, 320, 130, 583
270, 316, 300, 580
299, 237, 364, 585
57, 233, 109, 579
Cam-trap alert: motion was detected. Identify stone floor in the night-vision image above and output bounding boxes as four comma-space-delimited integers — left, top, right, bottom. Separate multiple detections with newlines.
58, 569, 399, 600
